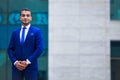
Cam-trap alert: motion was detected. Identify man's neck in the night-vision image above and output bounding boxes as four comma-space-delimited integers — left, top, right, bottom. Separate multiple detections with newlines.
22, 24, 30, 29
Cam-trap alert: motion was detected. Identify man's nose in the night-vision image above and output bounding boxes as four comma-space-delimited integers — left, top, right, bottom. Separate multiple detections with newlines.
24, 16, 27, 18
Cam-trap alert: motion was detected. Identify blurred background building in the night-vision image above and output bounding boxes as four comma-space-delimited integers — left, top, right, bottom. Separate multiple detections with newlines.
1, 0, 120, 80
0, 0, 48, 80
49, 0, 119, 80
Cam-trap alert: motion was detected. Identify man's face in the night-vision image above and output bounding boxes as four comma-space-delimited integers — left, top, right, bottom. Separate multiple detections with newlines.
20, 10, 32, 26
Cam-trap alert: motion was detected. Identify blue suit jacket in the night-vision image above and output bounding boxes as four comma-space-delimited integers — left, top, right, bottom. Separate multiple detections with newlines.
8, 26, 44, 70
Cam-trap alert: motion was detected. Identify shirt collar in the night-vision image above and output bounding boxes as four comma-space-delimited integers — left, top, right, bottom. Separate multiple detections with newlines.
21, 24, 31, 29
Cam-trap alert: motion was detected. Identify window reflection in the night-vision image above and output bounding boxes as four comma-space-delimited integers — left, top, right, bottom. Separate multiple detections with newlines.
110, 0, 120, 20
0, 0, 48, 80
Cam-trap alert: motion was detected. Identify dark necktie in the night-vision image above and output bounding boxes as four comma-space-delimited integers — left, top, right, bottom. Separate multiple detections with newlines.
21, 27, 26, 44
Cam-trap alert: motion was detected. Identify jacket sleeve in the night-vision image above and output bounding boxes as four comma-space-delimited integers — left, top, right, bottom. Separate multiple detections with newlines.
28, 29, 44, 63
7, 32, 17, 64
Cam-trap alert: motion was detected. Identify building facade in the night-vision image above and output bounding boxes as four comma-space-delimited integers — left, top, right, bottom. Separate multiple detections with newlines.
49, 0, 114, 80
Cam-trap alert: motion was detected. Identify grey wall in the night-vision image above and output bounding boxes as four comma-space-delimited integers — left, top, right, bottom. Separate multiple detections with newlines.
49, 0, 116, 80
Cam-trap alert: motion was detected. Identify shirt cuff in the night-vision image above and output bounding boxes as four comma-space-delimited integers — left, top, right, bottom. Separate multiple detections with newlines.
26, 59, 31, 64
14, 60, 18, 65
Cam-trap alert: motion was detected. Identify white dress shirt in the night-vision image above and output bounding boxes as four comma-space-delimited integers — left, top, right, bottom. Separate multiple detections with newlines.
20, 24, 30, 42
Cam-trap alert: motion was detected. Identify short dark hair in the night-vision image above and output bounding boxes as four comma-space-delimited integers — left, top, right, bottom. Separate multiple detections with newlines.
20, 8, 31, 15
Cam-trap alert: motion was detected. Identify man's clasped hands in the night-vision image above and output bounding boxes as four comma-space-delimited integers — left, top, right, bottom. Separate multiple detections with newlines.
15, 61, 28, 71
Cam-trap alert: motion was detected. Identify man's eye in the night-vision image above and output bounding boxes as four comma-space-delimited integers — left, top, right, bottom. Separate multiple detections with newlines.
21, 15, 25, 17
27, 15, 30, 17
21, 14, 30, 17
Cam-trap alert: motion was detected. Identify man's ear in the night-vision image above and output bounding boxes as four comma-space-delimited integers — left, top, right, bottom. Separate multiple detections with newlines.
31, 17, 32, 21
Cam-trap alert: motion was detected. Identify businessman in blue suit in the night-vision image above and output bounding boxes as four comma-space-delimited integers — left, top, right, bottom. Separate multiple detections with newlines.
8, 8, 44, 80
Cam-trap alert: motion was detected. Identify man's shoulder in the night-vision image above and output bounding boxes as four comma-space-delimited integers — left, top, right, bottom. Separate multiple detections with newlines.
30, 26, 41, 31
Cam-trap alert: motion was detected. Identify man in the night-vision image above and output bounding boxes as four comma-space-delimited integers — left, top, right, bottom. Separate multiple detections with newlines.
7, 8, 44, 80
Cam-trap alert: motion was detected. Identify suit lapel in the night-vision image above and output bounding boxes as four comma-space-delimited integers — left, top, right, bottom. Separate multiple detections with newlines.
16, 28, 21, 45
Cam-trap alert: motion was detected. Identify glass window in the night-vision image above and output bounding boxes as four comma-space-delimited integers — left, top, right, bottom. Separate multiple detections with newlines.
111, 40, 120, 80
0, 0, 48, 80
110, 0, 120, 20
